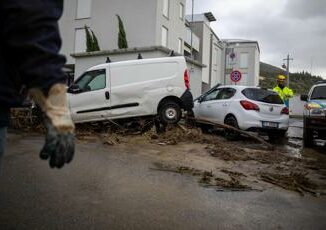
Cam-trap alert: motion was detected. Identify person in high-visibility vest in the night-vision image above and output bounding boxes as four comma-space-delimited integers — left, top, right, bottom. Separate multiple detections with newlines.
273, 75, 294, 107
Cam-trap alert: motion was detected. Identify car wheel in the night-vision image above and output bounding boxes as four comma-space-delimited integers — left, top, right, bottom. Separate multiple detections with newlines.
159, 101, 181, 124
268, 130, 287, 144
224, 116, 239, 141
198, 123, 213, 134
303, 118, 314, 148
303, 128, 314, 148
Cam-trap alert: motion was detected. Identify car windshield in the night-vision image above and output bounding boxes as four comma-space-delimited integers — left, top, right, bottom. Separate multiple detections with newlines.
242, 88, 284, 104
311, 86, 326, 100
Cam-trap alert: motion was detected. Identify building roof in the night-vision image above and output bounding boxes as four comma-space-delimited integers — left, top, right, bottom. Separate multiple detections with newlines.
222, 39, 260, 53
186, 12, 217, 23
204, 12, 216, 22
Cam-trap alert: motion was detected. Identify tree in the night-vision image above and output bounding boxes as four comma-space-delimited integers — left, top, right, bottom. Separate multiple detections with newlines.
84, 25, 101, 52
84, 25, 94, 52
116, 15, 128, 49
91, 30, 100, 51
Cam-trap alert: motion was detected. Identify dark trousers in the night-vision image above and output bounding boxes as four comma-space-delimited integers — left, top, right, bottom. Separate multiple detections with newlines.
0, 126, 6, 173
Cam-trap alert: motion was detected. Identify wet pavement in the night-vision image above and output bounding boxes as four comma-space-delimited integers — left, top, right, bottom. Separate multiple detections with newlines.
1, 126, 326, 230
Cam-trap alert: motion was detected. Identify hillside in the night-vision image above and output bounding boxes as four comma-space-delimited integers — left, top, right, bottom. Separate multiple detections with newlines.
259, 62, 323, 95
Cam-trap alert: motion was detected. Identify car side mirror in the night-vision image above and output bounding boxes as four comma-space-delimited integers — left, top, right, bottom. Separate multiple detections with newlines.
67, 84, 82, 94
300, 95, 308, 101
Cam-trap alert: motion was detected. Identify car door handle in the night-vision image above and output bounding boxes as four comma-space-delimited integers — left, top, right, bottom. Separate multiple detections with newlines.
207, 105, 212, 108
105, 91, 110, 100
222, 103, 228, 106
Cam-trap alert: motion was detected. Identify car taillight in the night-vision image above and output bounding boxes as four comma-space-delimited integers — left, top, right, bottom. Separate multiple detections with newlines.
281, 107, 289, 115
240, 100, 260, 111
184, 69, 190, 90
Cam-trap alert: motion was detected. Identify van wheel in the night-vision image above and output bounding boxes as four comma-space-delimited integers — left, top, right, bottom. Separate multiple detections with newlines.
224, 116, 240, 141
159, 101, 181, 124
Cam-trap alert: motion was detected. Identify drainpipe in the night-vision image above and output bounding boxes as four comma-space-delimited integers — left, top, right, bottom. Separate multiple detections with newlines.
208, 33, 213, 87
223, 42, 228, 85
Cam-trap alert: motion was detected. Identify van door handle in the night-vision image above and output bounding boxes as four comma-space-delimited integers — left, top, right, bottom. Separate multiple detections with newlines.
105, 91, 110, 100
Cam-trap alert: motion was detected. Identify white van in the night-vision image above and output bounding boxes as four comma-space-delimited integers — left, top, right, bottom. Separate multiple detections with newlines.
67, 56, 194, 124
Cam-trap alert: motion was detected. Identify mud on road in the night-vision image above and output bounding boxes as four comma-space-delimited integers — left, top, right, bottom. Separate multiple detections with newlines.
72, 122, 326, 197
10, 110, 326, 197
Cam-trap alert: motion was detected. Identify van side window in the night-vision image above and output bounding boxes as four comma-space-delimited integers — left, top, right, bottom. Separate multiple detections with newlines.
75, 69, 106, 92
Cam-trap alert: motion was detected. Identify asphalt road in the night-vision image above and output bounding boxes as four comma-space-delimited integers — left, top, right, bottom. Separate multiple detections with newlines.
1, 130, 325, 230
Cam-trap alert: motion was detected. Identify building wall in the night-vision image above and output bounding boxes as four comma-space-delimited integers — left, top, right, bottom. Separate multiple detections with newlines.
155, 0, 187, 54
224, 43, 259, 86
210, 36, 223, 87
60, 0, 159, 64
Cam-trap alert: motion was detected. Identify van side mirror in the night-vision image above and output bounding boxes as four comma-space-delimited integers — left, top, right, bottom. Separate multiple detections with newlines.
68, 84, 82, 94
300, 95, 308, 101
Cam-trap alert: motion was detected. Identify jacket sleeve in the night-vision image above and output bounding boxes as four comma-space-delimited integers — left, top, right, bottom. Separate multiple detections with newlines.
287, 88, 294, 97
0, 0, 66, 93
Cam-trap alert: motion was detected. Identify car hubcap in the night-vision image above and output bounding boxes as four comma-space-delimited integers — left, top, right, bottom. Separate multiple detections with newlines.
165, 108, 177, 120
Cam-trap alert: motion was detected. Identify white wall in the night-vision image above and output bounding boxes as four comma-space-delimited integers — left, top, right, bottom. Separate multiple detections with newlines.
60, 0, 158, 64
155, 0, 187, 53
224, 43, 259, 86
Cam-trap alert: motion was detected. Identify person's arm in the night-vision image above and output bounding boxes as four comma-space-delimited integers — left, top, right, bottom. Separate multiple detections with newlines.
1, 0, 66, 91
284, 88, 294, 99
1, 0, 75, 168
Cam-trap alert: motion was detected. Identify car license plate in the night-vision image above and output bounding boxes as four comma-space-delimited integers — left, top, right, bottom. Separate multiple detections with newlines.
262, 121, 278, 128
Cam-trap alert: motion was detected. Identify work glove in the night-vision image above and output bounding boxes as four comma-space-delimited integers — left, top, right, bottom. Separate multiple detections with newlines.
29, 84, 75, 168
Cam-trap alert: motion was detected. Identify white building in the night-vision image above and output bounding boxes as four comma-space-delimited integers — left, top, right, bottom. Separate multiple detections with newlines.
59, 0, 260, 96
222, 39, 260, 87
60, 0, 187, 65
186, 13, 224, 92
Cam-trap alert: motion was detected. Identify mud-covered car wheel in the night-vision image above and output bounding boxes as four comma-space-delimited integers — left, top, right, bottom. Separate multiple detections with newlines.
303, 127, 314, 148
224, 116, 239, 140
159, 101, 181, 124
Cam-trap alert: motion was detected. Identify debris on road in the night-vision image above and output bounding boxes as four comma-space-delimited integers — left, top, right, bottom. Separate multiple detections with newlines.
10, 110, 326, 196
260, 172, 321, 196
151, 163, 256, 192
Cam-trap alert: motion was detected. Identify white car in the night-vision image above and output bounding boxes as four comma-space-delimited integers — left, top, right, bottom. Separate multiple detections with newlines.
193, 85, 289, 140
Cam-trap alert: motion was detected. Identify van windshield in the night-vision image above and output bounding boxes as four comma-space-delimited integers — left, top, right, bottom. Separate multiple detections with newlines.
242, 88, 284, 104
311, 86, 326, 100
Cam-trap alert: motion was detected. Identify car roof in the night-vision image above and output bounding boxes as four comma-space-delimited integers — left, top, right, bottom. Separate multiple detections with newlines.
313, 82, 326, 87
219, 85, 263, 90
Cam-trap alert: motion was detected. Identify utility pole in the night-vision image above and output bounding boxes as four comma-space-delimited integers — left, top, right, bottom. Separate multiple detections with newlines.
283, 54, 293, 87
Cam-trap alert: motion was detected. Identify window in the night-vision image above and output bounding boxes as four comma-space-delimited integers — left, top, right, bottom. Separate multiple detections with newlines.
202, 88, 236, 102
161, 26, 168, 47
74, 28, 86, 53
311, 86, 326, 99
203, 88, 221, 101
163, 0, 169, 18
179, 3, 184, 20
76, 0, 92, 19
178, 38, 183, 53
242, 88, 283, 104
217, 88, 237, 100
240, 53, 249, 68
75, 70, 106, 92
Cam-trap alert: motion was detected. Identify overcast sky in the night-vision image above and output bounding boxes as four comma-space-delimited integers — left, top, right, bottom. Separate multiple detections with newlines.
186, 0, 326, 78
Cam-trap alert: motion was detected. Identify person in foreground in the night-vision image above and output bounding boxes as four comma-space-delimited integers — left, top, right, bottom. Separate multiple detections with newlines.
0, 0, 75, 170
